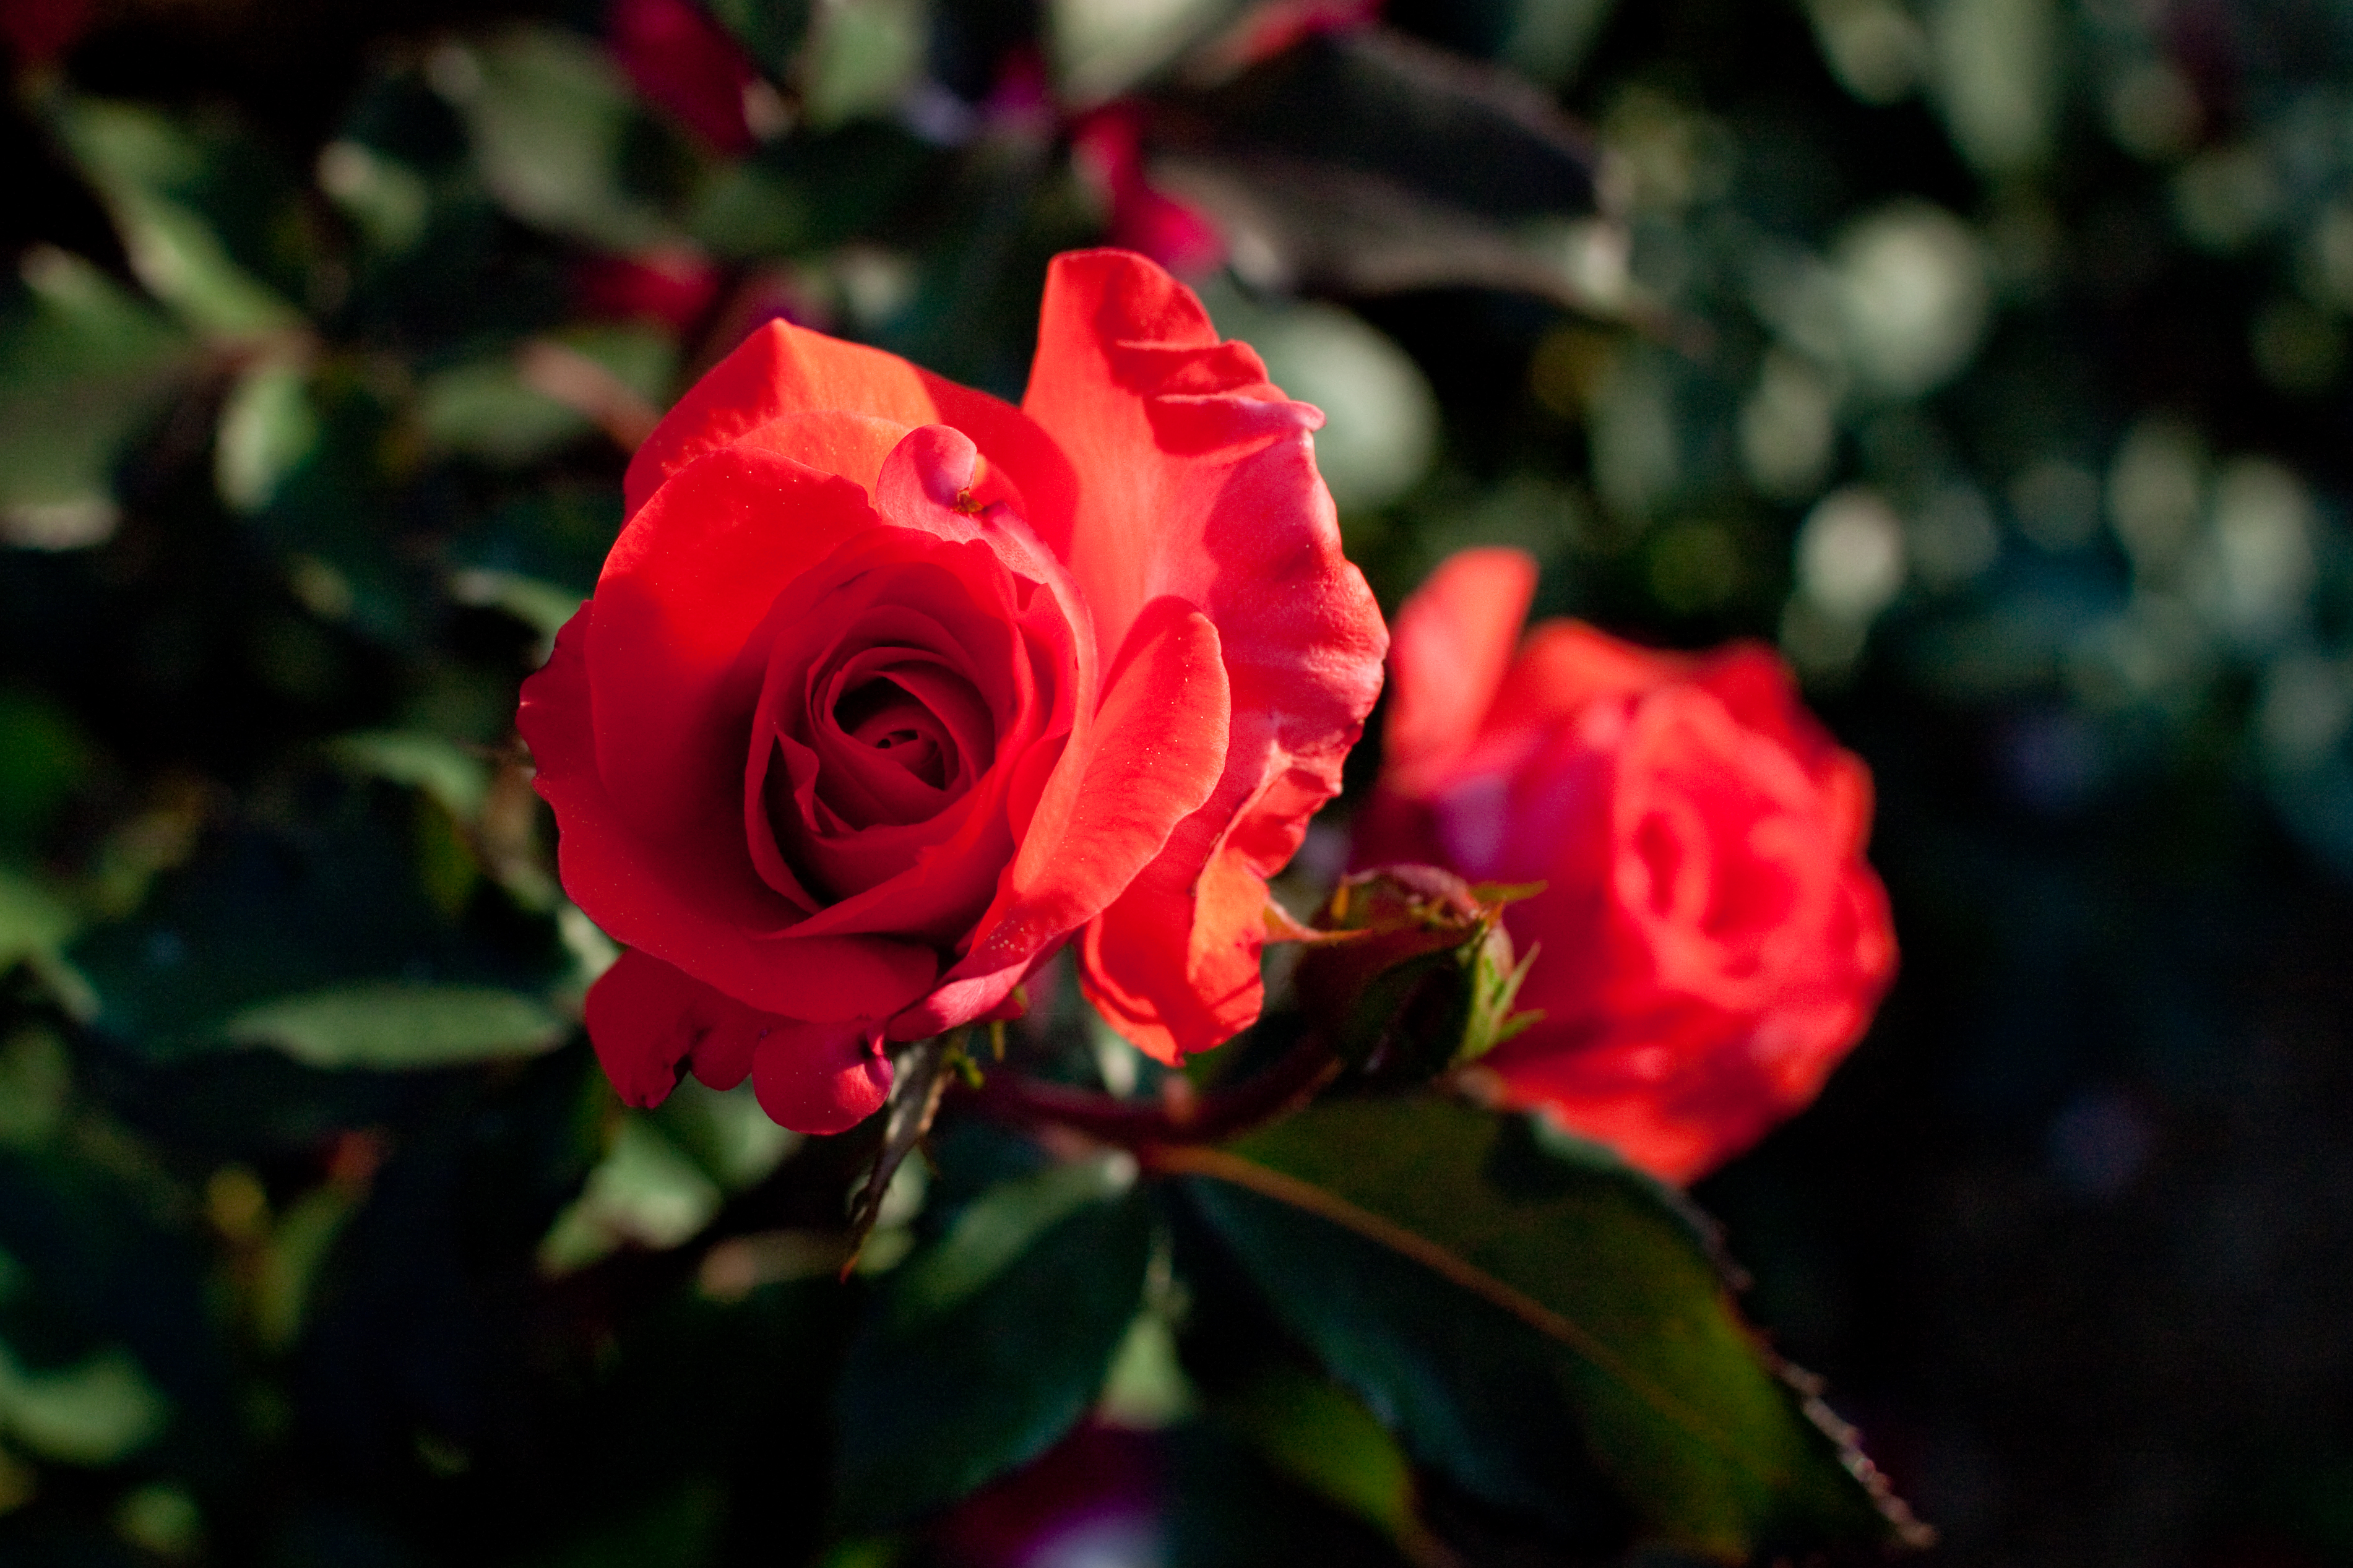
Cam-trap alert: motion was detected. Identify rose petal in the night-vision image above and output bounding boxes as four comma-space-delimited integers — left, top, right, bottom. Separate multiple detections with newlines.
1383, 546, 1539, 791
581, 947, 709, 1108
964, 598, 1229, 1023
589, 447, 881, 850
752, 1021, 893, 1134
1484, 619, 1686, 739
522, 605, 941, 1019
1025, 250, 1386, 1058
624, 321, 1076, 549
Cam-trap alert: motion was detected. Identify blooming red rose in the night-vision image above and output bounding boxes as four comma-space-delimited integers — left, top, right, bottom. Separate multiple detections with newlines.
519, 249, 1386, 1132
1352, 548, 1894, 1182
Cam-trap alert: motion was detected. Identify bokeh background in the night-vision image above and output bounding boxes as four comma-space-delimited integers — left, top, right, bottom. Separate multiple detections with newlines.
4, 0, 2353, 1563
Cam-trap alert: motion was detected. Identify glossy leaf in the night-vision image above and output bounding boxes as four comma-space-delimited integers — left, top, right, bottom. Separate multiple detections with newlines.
832, 1153, 1153, 1528
1178, 1100, 1925, 1560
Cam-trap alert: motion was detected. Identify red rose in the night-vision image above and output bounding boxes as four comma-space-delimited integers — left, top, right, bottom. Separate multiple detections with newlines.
519, 250, 1386, 1132
1352, 548, 1894, 1182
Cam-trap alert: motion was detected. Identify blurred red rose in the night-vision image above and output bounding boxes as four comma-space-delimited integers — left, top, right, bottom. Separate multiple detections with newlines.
520, 249, 1385, 1131
1353, 548, 1894, 1182
604, 0, 758, 155
1073, 110, 1225, 278
572, 246, 723, 333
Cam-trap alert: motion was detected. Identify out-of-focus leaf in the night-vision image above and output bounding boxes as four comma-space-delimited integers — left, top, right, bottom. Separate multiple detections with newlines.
53, 98, 304, 339
0, 1031, 70, 1147
651, 1077, 800, 1193
0, 871, 80, 971
215, 357, 321, 513
804, 0, 930, 127
0, 246, 191, 547
330, 731, 491, 827
431, 28, 680, 252
417, 325, 673, 464
0, 694, 89, 852
316, 139, 433, 256
0, 1342, 168, 1466
254, 1185, 358, 1351
223, 983, 568, 1070
691, 124, 935, 261
1214, 1364, 1430, 1554
1148, 27, 1596, 299
704, 0, 815, 78
832, 1153, 1152, 1527
539, 1113, 725, 1273
449, 570, 587, 644
1051, 0, 1243, 105
1178, 1101, 1927, 1559
0, 868, 96, 1019
1098, 1307, 1197, 1428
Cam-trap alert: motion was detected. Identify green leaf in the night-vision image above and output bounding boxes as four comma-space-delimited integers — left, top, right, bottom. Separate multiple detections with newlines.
702, 0, 815, 79
416, 325, 674, 465
0, 246, 192, 546
0, 1341, 168, 1466
0, 866, 97, 1018
538, 1113, 726, 1273
1212, 1364, 1423, 1547
832, 1153, 1152, 1527
433, 28, 680, 252
330, 730, 492, 827
1178, 1100, 1927, 1561
1048, 0, 1242, 105
224, 983, 568, 1070
215, 356, 322, 513
803, 0, 929, 129
54, 98, 304, 339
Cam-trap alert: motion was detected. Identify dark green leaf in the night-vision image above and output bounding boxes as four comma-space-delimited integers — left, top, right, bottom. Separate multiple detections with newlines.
0, 247, 191, 545
703, 0, 816, 80
435, 27, 683, 252
53, 97, 304, 339
832, 1154, 1152, 1527
1179, 1100, 1926, 1561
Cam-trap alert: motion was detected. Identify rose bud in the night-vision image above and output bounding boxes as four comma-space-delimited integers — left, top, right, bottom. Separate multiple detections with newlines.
1351, 548, 1896, 1182
519, 250, 1387, 1134
1292, 865, 1534, 1080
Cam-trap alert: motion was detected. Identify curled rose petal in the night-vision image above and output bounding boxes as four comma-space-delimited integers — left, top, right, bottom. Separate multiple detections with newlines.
1025, 249, 1386, 1062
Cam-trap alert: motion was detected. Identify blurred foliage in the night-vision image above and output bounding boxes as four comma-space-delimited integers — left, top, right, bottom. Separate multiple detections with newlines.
4, 0, 2353, 1564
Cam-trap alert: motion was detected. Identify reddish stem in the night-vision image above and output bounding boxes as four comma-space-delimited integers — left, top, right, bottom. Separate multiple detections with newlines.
971, 1033, 1341, 1148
